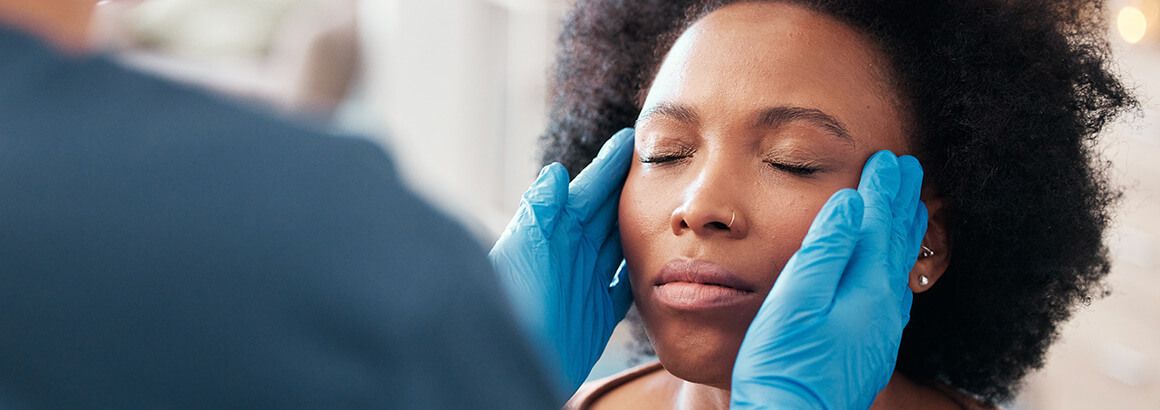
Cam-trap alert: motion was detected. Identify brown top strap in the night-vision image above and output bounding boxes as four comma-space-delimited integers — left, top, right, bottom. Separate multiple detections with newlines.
564, 362, 665, 410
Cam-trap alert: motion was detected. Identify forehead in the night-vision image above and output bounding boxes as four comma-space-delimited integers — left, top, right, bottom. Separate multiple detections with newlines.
641, 1, 908, 151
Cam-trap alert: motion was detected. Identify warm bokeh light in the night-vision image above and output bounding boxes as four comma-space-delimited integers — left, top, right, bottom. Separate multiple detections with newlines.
1118, 6, 1148, 44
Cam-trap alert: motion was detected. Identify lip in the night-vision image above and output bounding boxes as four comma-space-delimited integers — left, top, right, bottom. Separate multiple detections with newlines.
652, 259, 756, 310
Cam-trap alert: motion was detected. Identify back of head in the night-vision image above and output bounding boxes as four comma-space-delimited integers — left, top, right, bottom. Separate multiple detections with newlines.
0, 0, 109, 53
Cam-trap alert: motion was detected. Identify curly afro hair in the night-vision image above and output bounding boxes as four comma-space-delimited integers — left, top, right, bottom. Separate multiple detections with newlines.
540, 0, 1136, 404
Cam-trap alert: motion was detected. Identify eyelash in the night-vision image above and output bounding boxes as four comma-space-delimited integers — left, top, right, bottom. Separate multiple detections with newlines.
640, 146, 696, 165
639, 150, 820, 176
640, 154, 689, 165
765, 160, 820, 176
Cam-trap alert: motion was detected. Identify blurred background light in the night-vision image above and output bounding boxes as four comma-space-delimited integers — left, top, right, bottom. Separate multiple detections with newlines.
1119, 6, 1148, 43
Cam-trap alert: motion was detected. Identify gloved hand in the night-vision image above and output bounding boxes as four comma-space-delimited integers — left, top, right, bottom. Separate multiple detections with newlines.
730, 151, 927, 410
489, 128, 636, 394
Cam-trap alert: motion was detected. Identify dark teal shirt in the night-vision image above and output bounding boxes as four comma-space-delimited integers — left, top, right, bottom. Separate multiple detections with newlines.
0, 27, 558, 409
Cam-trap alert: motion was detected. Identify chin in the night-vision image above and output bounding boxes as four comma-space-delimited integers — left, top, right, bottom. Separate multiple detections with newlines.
657, 349, 737, 389
643, 314, 749, 390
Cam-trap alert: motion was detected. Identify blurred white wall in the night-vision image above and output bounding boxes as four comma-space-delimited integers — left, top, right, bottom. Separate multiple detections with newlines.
354, 0, 567, 239
94, 0, 568, 240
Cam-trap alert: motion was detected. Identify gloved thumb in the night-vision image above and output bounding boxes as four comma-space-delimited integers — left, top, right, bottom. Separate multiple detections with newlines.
516, 163, 570, 236
768, 189, 863, 314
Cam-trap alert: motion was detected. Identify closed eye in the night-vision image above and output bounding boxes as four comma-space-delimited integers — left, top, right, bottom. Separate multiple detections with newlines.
641, 154, 690, 164
640, 145, 696, 166
765, 160, 819, 176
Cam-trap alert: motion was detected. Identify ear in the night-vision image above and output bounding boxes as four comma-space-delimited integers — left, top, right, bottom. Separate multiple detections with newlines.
910, 195, 949, 293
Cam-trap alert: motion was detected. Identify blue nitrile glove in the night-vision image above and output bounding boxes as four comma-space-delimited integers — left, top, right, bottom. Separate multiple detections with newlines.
730, 151, 927, 410
489, 128, 636, 394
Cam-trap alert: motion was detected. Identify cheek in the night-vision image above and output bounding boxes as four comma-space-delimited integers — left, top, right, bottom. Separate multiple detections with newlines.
745, 171, 866, 280
753, 168, 867, 251
747, 190, 830, 277
618, 169, 670, 275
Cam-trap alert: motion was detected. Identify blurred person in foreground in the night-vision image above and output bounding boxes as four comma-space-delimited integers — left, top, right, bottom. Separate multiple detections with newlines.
0, 0, 558, 407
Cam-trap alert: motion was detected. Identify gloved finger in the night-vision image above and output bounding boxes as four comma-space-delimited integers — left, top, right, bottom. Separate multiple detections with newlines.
900, 289, 914, 329
894, 156, 924, 224
568, 128, 635, 223
900, 203, 928, 293
889, 156, 924, 267
595, 230, 624, 286
509, 163, 570, 237
768, 189, 863, 314
894, 204, 927, 308
608, 260, 634, 322
841, 152, 901, 295
855, 151, 902, 255
905, 203, 929, 268
582, 182, 622, 242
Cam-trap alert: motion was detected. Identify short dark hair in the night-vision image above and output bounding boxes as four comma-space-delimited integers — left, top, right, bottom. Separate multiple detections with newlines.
540, 0, 1136, 404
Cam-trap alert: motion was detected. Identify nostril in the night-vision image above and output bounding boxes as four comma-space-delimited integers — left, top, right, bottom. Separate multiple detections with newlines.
706, 221, 729, 230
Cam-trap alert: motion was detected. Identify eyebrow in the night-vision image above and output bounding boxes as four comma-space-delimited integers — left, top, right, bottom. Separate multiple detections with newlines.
637, 102, 856, 147
755, 106, 855, 146
636, 102, 700, 127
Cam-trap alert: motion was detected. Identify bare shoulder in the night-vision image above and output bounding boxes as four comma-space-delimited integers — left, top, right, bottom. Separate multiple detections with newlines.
566, 362, 678, 410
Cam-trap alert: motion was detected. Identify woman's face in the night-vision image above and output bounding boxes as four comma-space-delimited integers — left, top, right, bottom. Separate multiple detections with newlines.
621, 2, 911, 388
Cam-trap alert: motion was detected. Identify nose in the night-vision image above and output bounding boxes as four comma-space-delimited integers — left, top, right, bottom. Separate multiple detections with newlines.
670, 165, 748, 239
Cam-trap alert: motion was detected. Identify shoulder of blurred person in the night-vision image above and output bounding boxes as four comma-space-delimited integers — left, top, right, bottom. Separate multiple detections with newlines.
0, 26, 559, 409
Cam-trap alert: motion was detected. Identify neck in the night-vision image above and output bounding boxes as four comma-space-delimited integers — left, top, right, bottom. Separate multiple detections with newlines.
0, 0, 97, 54
675, 380, 731, 410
